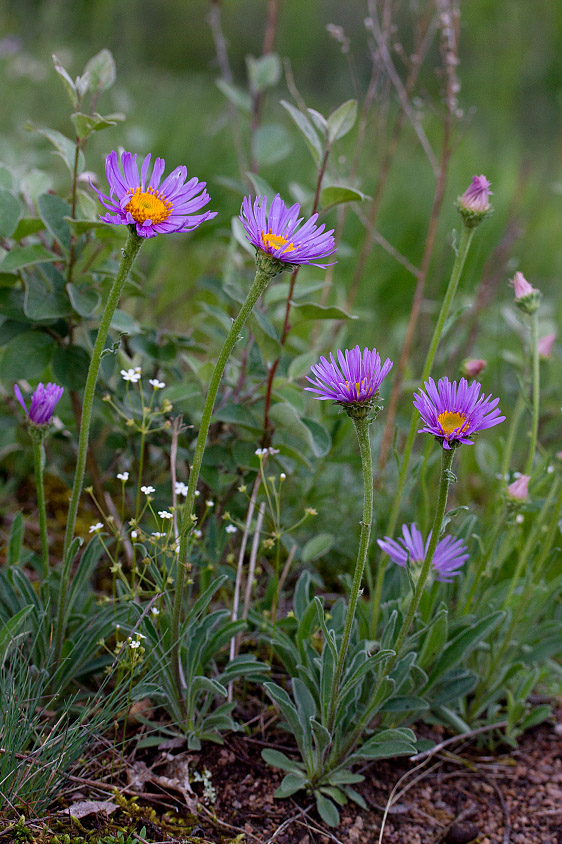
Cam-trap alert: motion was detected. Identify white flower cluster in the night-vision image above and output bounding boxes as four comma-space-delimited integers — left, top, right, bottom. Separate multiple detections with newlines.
225, 524, 237, 534
255, 447, 280, 457
89, 522, 104, 533
158, 510, 173, 520
149, 378, 166, 389
116, 471, 129, 481
141, 485, 155, 494
121, 367, 141, 383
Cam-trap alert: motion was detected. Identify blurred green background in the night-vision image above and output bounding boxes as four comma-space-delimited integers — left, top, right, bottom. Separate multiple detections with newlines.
2, 0, 562, 353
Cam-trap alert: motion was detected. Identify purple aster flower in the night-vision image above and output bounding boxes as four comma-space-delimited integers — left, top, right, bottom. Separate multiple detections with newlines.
377, 523, 469, 583
240, 194, 336, 268
413, 377, 505, 450
305, 346, 393, 408
14, 382, 63, 425
93, 150, 217, 239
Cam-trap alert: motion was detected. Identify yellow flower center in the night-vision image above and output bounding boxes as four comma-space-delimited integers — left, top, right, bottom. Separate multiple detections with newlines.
345, 381, 373, 400
261, 231, 295, 254
438, 411, 468, 436
124, 187, 173, 224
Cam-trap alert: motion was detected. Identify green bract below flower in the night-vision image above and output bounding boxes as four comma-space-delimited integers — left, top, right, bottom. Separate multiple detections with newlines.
94, 150, 217, 238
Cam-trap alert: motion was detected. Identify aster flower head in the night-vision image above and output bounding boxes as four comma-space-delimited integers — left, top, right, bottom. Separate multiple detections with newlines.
510, 271, 541, 314
15, 382, 64, 427
457, 175, 492, 227
377, 523, 469, 583
538, 332, 556, 360
305, 345, 393, 420
93, 150, 217, 239
240, 194, 336, 275
507, 474, 530, 502
414, 377, 505, 450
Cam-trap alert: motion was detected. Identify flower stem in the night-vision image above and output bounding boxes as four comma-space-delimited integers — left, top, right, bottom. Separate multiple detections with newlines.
32, 435, 49, 579
326, 415, 373, 732
370, 224, 474, 637
56, 228, 143, 663
170, 262, 278, 711
334, 444, 456, 762
524, 310, 540, 475
500, 393, 524, 479
392, 445, 456, 658
470, 477, 562, 719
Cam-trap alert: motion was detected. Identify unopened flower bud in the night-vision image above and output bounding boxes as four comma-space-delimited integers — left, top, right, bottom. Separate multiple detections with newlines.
457, 175, 492, 227
511, 271, 541, 314
461, 358, 486, 379
538, 332, 556, 360
507, 474, 530, 502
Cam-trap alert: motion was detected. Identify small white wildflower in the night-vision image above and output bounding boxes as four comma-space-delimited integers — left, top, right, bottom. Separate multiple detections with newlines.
151, 607, 160, 616
116, 472, 129, 481
131, 530, 138, 539
513, 471, 521, 479
206, 500, 214, 508
547, 465, 554, 474
134, 366, 141, 374
89, 522, 104, 533
149, 378, 166, 389
267, 447, 280, 455
255, 448, 266, 456
152, 531, 165, 538
129, 640, 140, 649
121, 368, 141, 383
516, 514, 524, 524
195, 489, 200, 497
175, 481, 188, 496
280, 473, 286, 480
225, 524, 237, 534
158, 510, 173, 519
194, 529, 202, 539
141, 485, 156, 494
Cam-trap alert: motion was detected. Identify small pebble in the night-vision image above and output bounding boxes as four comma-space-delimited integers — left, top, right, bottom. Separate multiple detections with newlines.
446, 823, 480, 844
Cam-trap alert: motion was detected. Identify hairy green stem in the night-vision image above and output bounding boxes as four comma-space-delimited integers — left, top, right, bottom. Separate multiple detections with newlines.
326, 415, 373, 732
32, 435, 49, 579
503, 476, 559, 607
500, 393, 524, 479
337, 443, 456, 761
460, 506, 507, 614
56, 228, 143, 662
370, 225, 474, 637
524, 310, 540, 475
471, 478, 562, 718
170, 260, 278, 710
392, 445, 455, 656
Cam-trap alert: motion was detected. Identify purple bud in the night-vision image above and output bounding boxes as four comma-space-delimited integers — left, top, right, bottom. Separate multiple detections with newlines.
510, 271, 541, 314
461, 358, 487, 379
507, 474, 530, 502
511, 271, 537, 300
537, 332, 556, 360
14, 382, 64, 425
459, 175, 492, 213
